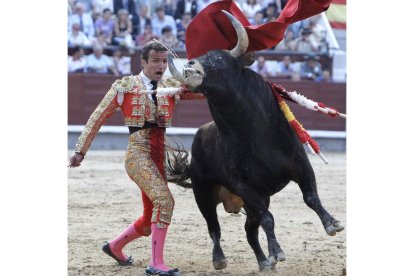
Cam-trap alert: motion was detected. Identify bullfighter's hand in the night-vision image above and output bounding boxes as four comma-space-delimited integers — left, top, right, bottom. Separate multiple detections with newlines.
68, 153, 84, 168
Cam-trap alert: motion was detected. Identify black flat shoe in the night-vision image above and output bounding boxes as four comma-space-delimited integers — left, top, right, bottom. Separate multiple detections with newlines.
145, 266, 180, 276
102, 241, 134, 266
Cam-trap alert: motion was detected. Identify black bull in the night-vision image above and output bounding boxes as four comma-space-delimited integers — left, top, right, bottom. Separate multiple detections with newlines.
167, 48, 344, 272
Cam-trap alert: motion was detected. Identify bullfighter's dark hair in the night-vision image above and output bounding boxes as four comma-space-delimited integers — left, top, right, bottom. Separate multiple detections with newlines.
141, 40, 168, 62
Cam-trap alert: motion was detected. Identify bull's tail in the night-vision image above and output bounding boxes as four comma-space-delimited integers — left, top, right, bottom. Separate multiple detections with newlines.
166, 142, 192, 188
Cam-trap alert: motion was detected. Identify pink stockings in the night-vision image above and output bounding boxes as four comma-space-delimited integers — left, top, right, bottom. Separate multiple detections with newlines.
108, 192, 152, 262
109, 222, 172, 271
149, 222, 171, 271
109, 222, 141, 261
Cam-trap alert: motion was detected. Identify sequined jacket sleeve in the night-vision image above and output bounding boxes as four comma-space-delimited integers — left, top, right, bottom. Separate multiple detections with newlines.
74, 88, 118, 155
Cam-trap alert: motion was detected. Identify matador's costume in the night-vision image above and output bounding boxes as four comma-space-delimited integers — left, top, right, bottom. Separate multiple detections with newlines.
75, 72, 203, 234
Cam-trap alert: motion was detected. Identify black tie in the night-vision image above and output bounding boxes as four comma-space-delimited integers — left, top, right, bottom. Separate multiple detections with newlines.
150, 80, 158, 106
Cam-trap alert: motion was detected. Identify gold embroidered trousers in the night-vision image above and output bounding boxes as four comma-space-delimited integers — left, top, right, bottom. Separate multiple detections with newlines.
125, 128, 174, 231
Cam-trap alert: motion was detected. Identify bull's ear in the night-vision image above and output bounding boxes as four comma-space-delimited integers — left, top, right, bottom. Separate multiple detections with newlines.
238, 51, 256, 67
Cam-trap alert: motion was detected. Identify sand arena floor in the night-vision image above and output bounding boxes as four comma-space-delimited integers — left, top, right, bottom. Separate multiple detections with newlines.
68, 150, 346, 276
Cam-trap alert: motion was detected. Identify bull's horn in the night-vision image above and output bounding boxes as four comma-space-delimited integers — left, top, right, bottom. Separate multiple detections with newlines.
222, 10, 249, 57
168, 55, 185, 83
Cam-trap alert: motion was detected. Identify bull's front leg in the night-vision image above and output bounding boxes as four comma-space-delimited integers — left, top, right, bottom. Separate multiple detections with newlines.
295, 160, 345, 236
300, 184, 345, 235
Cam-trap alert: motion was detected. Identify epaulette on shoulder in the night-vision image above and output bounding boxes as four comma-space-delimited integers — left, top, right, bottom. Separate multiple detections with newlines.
163, 77, 182, 88
112, 75, 136, 93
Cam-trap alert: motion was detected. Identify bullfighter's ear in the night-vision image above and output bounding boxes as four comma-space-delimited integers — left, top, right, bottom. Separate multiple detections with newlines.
238, 51, 256, 67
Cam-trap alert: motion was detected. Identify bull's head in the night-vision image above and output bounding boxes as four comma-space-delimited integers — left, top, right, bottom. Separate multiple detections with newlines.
168, 10, 254, 92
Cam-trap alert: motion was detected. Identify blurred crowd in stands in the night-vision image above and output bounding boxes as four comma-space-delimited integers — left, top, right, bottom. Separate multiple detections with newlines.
68, 0, 332, 81
250, 54, 332, 82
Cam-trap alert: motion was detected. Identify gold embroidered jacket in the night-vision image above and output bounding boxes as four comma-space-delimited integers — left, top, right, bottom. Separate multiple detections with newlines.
74, 74, 204, 155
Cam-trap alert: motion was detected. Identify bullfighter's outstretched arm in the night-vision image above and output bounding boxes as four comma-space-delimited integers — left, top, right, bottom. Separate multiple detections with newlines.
74, 88, 118, 156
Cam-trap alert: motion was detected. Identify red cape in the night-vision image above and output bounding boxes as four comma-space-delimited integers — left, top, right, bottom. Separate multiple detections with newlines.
185, 0, 331, 59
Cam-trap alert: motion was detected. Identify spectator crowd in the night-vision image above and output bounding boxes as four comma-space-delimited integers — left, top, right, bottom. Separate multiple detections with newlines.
249, 54, 332, 82
68, 0, 331, 80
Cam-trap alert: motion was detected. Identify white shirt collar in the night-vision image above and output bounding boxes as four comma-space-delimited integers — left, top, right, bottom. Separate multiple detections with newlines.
140, 71, 160, 90
139, 72, 159, 100
140, 71, 152, 86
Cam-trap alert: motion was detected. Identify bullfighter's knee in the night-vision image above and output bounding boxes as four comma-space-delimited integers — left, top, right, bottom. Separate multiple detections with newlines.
134, 216, 152, 236
152, 192, 175, 225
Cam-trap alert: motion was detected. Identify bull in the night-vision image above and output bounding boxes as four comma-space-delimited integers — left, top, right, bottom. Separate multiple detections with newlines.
167, 11, 344, 272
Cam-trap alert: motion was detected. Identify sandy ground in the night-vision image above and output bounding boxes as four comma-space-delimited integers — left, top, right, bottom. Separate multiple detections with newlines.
68, 150, 346, 276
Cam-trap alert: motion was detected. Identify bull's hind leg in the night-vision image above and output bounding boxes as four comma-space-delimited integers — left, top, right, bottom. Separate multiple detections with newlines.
240, 191, 285, 271
295, 158, 345, 236
193, 182, 227, 270
244, 207, 268, 270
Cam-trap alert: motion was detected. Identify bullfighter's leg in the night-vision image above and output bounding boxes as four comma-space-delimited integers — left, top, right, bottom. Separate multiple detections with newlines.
193, 181, 227, 270
295, 158, 344, 236
237, 189, 285, 271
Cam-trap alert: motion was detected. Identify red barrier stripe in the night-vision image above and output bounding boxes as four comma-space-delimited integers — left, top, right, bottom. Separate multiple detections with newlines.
329, 21, 346, 29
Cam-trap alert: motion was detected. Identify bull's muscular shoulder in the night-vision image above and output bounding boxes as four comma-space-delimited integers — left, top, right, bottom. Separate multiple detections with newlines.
162, 77, 182, 88
112, 75, 137, 93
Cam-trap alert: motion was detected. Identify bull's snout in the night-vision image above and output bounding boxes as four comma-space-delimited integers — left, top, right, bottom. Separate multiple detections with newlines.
168, 55, 204, 89
184, 61, 203, 77
182, 60, 204, 88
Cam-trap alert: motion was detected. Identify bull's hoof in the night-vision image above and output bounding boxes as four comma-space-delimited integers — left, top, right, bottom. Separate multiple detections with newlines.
325, 220, 345, 236
277, 251, 286, 262
212, 258, 228, 270
268, 251, 286, 272
258, 260, 271, 272
269, 256, 277, 267
268, 256, 277, 272
268, 251, 286, 265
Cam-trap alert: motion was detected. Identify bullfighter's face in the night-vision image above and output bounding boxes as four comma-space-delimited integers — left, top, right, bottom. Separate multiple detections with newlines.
141, 50, 168, 82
